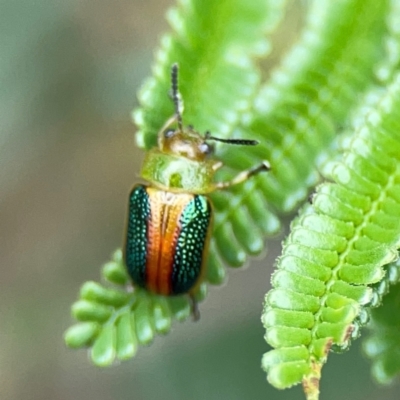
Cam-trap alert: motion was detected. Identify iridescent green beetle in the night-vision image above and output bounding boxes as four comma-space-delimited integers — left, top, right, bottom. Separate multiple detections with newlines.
124, 64, 270, 319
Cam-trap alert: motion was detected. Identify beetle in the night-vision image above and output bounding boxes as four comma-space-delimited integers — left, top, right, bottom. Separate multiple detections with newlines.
124, 64, 270, 320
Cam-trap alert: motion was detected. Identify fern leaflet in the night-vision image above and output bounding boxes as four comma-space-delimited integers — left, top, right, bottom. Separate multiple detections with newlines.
262, 73, 400, 398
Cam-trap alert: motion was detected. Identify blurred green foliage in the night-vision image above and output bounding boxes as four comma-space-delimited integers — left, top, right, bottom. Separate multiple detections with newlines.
2, 1, 400, 400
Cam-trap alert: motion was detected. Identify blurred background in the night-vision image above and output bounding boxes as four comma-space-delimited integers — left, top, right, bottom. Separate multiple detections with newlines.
1, 0, 399, 399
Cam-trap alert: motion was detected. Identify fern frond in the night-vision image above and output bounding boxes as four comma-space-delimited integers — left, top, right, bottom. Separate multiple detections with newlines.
134, 0, 287, 149
236, 0, 388, 211
65, 0, 288, 363
209, 0, 389, 277
64, 250, 207, 366
262, 73, 400, 397
363, 264, 400, 384
376, 0, 400, 83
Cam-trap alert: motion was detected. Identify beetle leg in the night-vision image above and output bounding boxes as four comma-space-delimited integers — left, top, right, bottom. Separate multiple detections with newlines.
214, 160, 270, 190
189, 294, 201, 321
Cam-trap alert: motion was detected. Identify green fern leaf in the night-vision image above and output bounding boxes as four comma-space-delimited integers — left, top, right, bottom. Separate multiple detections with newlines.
232, 0, 388, 212
262, 73, 400, 397
65, 0, 287, 364
208, 0, 389, 282
134, 0, 287, 149
64, 250, 200, 366
376, 0, 400, 83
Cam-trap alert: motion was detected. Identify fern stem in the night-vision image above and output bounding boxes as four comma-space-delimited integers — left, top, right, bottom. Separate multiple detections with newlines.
307, 169, 398, 352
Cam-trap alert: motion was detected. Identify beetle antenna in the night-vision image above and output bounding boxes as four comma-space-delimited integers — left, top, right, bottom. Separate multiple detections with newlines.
204, 131, 259, 146
171, 63, 183, 131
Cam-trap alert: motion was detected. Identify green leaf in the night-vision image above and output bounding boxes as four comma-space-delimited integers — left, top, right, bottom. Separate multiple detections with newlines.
102, 260, 129, 286
91, 322, 116, 367
262, 72, 400, 395
64, 322, 99, 348
63, 1, 400, 399
208, 0, 389, 282
134, 0, 287, 148
65, 251, 201, 365
72, 300, 112, 323
115, 312, 138, 360
80, 281, 130, 307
